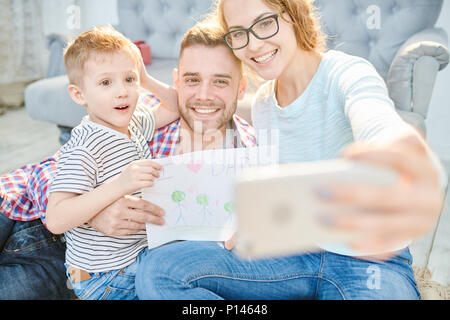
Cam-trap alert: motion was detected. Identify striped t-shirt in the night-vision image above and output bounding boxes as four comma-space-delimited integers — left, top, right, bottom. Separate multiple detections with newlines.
49, 103, 155, 273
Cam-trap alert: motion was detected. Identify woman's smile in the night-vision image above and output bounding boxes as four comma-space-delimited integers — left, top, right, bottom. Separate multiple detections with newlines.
251, 49, 278, 64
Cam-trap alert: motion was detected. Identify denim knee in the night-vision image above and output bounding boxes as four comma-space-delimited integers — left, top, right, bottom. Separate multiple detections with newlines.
320, 250, 420, 300
135, 247, 169, 299
136, 242, 207, 300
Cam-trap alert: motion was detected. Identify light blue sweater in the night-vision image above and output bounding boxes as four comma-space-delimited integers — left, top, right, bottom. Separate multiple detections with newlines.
252, 50, 413, 163
252, 50, 415, 256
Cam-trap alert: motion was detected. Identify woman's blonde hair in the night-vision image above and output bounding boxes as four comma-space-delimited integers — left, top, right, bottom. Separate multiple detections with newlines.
214, 0, 327, 53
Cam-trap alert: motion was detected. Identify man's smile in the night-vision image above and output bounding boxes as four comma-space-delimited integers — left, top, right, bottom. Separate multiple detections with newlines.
190, 107, 221, 116
187, 101, 224, 119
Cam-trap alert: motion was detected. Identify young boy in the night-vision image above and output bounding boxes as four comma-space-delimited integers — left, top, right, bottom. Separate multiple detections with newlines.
46, 25, 177, 300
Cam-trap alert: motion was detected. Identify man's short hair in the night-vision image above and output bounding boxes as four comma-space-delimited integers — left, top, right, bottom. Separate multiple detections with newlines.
64, 25, 141, 86
179, 21, 243, 73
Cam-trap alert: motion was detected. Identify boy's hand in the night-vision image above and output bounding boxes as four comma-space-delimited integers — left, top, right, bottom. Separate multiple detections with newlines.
137, 50, 150, 86
135, 47, 180, 128
117, 160, 162, 195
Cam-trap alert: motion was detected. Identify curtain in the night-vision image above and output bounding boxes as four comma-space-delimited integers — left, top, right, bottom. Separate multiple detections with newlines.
0, 0, 118, 110
0, 0, 47, 85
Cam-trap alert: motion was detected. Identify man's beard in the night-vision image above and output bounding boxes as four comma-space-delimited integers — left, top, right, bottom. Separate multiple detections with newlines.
179, 99, 237, 135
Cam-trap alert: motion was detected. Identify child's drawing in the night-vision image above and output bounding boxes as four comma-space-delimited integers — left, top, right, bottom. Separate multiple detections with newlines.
171, 190, 187, 225
196, 194, 214, 225
144, 147, 271, 249
224, 201, 235, 226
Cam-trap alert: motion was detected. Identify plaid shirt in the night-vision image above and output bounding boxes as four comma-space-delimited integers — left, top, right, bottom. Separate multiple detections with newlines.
0, 93, 256, 224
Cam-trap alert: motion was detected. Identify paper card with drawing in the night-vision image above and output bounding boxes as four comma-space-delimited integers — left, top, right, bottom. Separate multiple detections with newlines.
142, 147, 275, 249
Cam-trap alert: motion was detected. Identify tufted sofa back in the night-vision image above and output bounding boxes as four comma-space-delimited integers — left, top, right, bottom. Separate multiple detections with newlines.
314, 0, 443, 79
117, 0, 443, 80
117, 0, 213, 60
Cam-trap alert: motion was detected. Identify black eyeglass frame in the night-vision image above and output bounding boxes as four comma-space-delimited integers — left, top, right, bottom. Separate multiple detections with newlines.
223, 13, 281, 50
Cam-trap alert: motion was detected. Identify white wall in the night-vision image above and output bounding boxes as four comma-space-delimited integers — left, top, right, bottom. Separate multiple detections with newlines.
426, 1, 450, 161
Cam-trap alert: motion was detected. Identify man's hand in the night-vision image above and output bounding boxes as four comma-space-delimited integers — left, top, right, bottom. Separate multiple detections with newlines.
89, 194, 165, 237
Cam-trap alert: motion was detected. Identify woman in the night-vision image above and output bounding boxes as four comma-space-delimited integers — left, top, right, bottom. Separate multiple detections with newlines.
135, 0, 445, 299
217, 0, 445, 257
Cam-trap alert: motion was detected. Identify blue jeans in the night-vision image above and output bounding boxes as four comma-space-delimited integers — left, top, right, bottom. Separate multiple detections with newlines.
135, 241, 420, 300
67, 248, 152, 300
0, 213, 75, 300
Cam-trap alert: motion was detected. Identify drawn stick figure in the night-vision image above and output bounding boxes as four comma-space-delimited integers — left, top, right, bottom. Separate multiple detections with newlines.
171, 191, 187, 225
224, 201, 235, 226
196, 194, 214, 225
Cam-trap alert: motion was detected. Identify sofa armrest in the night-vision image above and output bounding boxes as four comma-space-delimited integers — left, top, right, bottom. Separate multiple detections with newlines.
387, 28, 449, 118
46, 33, 71, 78
396, 110, 426, 136
25, 75, 87, 128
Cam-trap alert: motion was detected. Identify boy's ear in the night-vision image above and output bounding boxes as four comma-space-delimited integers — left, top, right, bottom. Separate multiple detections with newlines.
68, 84, 87, 107
237, 75, 248, 101
172, 68, 179, 90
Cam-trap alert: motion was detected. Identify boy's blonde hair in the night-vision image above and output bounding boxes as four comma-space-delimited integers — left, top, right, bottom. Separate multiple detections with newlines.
64, 25, 141, 86
214, 0, 327, 53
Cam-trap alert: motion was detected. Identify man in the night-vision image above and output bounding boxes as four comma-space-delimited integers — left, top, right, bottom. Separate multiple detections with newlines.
0, 22, 255, 300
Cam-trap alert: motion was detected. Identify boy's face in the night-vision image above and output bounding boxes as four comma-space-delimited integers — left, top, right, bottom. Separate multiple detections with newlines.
69, 50, 140, 135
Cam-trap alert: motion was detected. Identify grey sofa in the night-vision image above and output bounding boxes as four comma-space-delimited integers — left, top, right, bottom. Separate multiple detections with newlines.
25, 0, 449, 144
315, 0, 449, 134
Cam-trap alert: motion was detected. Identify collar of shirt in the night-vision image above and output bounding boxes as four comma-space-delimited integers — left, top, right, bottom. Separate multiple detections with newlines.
149, 114, 257, 159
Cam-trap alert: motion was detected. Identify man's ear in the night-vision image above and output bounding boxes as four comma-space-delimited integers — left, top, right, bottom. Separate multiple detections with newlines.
173, 68, 179, 90
237, 75, 248, 101
68, 84, 87, 107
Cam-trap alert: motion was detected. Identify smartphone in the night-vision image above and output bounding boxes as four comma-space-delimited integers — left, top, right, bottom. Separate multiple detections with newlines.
233, 159, 398, 259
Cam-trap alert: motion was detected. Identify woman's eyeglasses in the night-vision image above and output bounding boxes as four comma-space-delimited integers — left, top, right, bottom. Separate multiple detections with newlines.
224, 13, 280, 50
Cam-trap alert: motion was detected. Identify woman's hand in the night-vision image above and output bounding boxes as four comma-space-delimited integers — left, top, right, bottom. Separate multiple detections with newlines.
89, 194, 165, 237
320, 134, 446, 259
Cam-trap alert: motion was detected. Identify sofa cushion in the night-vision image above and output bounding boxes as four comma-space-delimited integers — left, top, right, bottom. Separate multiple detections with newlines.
314, 0, 443, 79
117, 0, 213, 59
